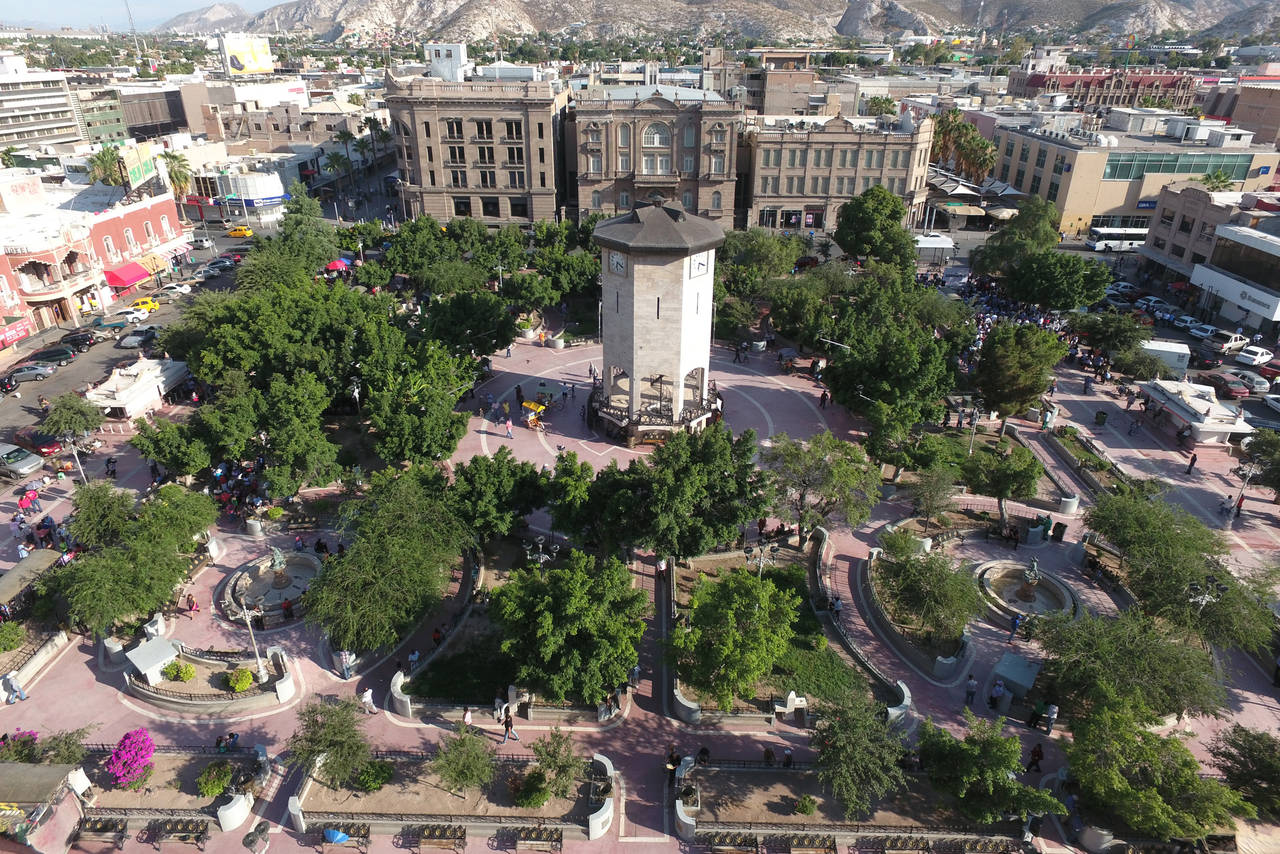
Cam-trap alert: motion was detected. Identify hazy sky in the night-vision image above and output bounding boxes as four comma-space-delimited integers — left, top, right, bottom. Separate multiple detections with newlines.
10, 0, 279, 29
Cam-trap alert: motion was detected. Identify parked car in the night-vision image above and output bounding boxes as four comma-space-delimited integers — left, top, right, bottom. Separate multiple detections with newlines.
25, 345, 78, 366
59, 330, 101, 350
113, 307, 149, 323
1255, 357, 1280, 380
129, 297, 160, 313
6, 363, 56, 383
1235, 345, 1274, 366
1264, 394, 1280, 416
192, 236, 214, 250
1203, 330, 1249, 354
1172, 315, 1197, 330
0, 443, 44, 479
226, 225, 253, 238
1199, 371, 1250, 399
1190, 350, 1225, 370
117, 325, 160, 349
156, 283, 191, 301
1108, 281, 1140, 296
1188, 323, 1218, 340
89, 315, 130, 333
1224, 368, 1270, 394
0, 375, 16, 395
1102, 296, 1133, 312
12, 427, 62, 457
206, 258, 235, 271
1135, 296, 1174, 313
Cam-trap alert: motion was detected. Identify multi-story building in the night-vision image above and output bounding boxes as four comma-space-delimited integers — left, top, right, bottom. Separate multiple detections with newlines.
69, 84, 127, 144
1008, 47, 1199, 110
115, 84, 188, 139
386, 74, 569, 224
1190, 219, 1280, 337
1137, 182, 1250, 282
985, 120, 1280, 236
0, 169, 185, 335
0, 52, 81, 147
1228, 83, 1280, 147
565, 85, 741, 226
700, 48, 839, 117
744, 112, 933, 232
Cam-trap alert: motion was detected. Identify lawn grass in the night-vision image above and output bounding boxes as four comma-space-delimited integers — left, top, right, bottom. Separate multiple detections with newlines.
407, 631, 519, 704
762, 564, 862, 705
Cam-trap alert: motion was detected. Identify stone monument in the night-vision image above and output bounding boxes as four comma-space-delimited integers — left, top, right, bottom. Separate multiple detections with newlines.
588, 196, 727, 446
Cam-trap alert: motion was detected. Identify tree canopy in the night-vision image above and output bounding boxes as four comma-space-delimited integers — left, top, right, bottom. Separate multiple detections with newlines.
490, 550, 647, 704
1067, 311, 1153, 355
971, 196, 1061, 276
972, 323, 1067, 422
670, 569, 800, 711
284, 699, 372, 789
877, 534, 983, 646
833, 186, 917, 273
760, 431, 882, 541
1209, 725, 1280, 817
960, 443, 1043, 522
1004, 252, 1111, 310
812, 691, 908, 818
448, 447, 544, 544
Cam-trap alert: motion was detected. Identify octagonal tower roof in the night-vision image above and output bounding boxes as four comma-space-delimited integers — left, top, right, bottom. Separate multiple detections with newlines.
591, 196, 726, 256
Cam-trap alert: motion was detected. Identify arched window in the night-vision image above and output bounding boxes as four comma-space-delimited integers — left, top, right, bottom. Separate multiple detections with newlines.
681, 191, 694, 211
642, 123, 670, 147
618, 125, 631, 147
591, 190, 602, 209
160, 215, 172, 236
102, 235, 116, 258
123, 228, 136, 249
711, 191, 722, 210
143, 221, 156, 242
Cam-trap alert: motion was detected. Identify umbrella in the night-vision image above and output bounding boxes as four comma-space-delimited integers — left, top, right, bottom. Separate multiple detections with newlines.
326, 259, 348, 271
323, 830, 350, 844
986, 207, 1018, 220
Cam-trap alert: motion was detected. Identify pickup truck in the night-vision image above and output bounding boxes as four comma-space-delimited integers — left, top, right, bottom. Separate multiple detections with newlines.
89, 316, 129, 335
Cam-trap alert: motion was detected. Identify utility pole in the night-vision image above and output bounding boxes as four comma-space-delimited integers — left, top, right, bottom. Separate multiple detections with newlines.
122, 0, 143, 66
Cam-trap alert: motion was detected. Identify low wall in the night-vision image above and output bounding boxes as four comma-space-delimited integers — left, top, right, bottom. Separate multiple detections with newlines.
859, 556, 969, 680
586, 755, 614, 841
389, 671, 608, 725
125, 648, 294, 715
16, 630, 69, 685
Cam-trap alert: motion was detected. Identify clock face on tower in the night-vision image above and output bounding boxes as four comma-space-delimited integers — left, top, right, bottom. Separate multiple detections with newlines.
690, 251, 709, 277
609, 251, 627, 275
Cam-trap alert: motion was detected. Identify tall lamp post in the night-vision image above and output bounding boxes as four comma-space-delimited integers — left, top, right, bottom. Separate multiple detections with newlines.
524, 535, 560, 569
968, 398, 985, 456
744, 543, 780, 579
1227, 454, 1262, 527
242, 596, 269, 684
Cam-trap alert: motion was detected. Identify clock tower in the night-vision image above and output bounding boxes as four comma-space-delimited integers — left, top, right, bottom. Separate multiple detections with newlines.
589, 197, 726, 445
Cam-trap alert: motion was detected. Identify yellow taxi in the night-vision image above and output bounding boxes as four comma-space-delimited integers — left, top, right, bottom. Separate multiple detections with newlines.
129, 297, 160, 313
226, 225, 254, 238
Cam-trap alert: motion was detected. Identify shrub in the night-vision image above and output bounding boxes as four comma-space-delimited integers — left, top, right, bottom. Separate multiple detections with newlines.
811, 635, 828, 651
225, 668, 254, 692
0, 730, 40, 763
513, 768, 552, 808
265, 506, 285, 521
0, 621, 24, 653
162, 660, 196, 682
196, 759, 234, 798
795, 794, 817, 815
354, 759, 394, 793
106, 728, 155, 789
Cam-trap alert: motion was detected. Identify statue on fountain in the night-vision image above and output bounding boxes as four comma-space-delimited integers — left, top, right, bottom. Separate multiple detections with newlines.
1016, 557, 1041, 603
270, 546, 292, 589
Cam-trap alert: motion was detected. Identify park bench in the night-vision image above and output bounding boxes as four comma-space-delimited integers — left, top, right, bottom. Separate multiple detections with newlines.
395, 825, 465, 853
513, 828, 561, 852
147, 819, 210, 851
73, 818, 128, 850
786, 835, 835, 854
313, 823, 370, 854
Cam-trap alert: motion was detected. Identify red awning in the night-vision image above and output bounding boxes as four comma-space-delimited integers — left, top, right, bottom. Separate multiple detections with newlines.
105, 262, 150, 289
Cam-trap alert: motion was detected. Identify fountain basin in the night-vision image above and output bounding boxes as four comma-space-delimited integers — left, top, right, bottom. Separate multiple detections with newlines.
976, 559, 1079, 625
224, 551, 323, 622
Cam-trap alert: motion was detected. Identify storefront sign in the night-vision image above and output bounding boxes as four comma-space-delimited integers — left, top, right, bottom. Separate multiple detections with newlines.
0, 317, 34, 348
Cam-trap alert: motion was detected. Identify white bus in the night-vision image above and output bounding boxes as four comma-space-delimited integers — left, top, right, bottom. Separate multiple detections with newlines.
1085, 227, 1148, 252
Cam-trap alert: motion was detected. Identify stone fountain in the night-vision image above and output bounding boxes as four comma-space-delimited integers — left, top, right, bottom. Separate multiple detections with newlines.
1015, 557, 1041, 603
224, 547, 324, 621
269, 547, 292, 589
976, 558, 1079, 624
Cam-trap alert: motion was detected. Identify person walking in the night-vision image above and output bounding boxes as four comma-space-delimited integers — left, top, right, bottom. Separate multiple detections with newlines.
463, 706, 473, 727
505, 345, 512, 358
1044, 703, 1059, 735
1025, 743, 1044, 773
1235, 495, 1245, 518
23, 490, 42, 513
964, 674, 978, 708
505, 418, 514, 439
501, 712, 519, 744
666, 748, 680, 786
185, 594, 199, 618
819, 390, 829, 409
1186, 453, 1198, 475
4, 671, 28, 704
360, 687, 377, 714
1007, 613, 1023, 643
988, 679, 1005, 710
408, 649, 421, 669
1047, 378, 1057, 397
1026, 699, 1046, 729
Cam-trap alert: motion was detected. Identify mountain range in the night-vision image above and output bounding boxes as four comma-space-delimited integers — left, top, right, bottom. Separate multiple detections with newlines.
153, 0, 1269, 40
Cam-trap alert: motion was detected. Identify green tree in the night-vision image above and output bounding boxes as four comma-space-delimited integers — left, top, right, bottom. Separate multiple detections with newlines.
306, 469, 465, 653
285, 699, 372, 789
423, 291, 519, 357
812, 691, 908, 819
1199, 169, 1236, 191
1067, 312, 1153, 355
159, 150, 192, 212
718, 228, 803, 294
918, 710, 1064, 823
449, 447, 544, 544
864, 95, 897, 116
530, 728, 587, 799
760, 431, 882, 543
972, 323, 1067, 428
42, 393, 104, 482
880, 535, 983, 644
1005, 252, 1111, 310
1033, 611, 1225, 719
323, 151, 352, 194
88, 146, 124, 186
366, 341, 472, 465
432, 725, 496, 794
1243, 428, 1280, 499
501, 270, 562, 313
641, 424, 767, 560
129, 419, 212, 477
833, 186, 917, 273
971, 196, 1061, 276
1209, 725, 1280, 817
491, 550, 647, 704
1068, 702, 1254, 838
960, 444, 1042, 523
906, 463, 958, 531
670, 569, 801, 711
0, 146, 17, 168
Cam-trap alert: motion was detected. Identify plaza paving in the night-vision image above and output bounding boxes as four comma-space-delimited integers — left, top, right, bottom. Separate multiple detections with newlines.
2, 333, 1278, 854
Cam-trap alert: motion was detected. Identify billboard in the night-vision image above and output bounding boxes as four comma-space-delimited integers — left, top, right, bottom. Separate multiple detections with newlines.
120, 143, 157, 189
219, 34, 274, 76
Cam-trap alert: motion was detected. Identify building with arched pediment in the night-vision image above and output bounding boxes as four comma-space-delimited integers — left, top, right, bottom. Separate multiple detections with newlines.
565, 85, 742, 227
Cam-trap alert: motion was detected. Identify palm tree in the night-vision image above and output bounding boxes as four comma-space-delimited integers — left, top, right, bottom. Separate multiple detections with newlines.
363, 116, 382, 160
334, 128, 356, 190
323, 151, 352, 195
0, 146, 17, 168
353, 138, 372, 171
88, 146, 124, 186
1199, 170, 1235, 192
159, 151, 193, 218
931, 109, 966, 166
957, 135, 997, 183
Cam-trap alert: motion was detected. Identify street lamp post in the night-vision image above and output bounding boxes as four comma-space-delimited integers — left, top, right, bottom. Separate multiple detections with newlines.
523, 535, 560, 569
243, 596, 269, 684
1187, 574, 1228, 615
744, 543, 780, 579
57, 431, 88, 484
1227, 455, 1262, 527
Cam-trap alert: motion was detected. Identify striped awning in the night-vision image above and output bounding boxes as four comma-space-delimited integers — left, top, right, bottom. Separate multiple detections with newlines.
137, 253, 168, 274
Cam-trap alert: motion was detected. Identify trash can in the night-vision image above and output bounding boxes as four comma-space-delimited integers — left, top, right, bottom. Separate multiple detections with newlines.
1051, 522, 1068, 542
1094, 410, 1108, 426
